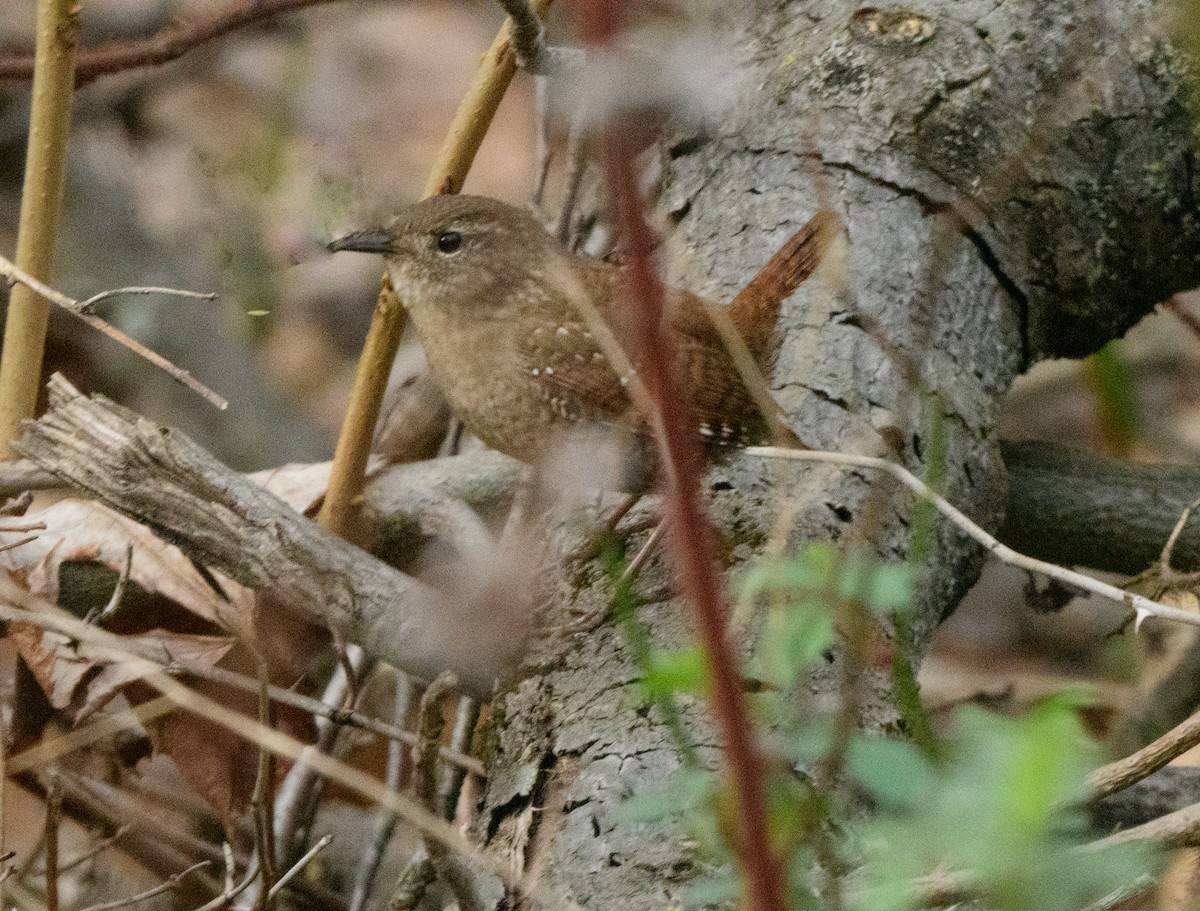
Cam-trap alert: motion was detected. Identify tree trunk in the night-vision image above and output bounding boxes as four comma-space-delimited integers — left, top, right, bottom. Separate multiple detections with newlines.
479, 2, 1200, 907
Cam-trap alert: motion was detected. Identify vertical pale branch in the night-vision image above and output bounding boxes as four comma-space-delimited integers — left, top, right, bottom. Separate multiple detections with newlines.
317, 0, 552, 535
0, 0, 81, 457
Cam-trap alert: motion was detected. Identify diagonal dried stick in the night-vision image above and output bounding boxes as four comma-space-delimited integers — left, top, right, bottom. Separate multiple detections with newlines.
0, 581, 493, 876
747, 445, 1200, 631
1090, 707, 1200, 800
76, 860, 210, 911
0, 604, 484, 778
28, 825, 133, 877
0, 255, 226, 410
0, 0, 356, 87
265, 835, 331, 901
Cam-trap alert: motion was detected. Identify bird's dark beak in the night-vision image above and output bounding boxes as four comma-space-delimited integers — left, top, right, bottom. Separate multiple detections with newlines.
327, 228, 397, 255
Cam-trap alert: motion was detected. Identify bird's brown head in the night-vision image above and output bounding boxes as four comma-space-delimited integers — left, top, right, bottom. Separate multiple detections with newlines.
328, 195, 562, 320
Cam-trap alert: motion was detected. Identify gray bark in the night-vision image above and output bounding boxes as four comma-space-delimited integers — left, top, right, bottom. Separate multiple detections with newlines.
479, 2, 1200, 908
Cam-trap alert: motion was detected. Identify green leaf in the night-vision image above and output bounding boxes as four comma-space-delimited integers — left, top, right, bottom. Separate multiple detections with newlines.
642, 646, 708, 699
736, 542, 838, 601
757, 601, 834, 688
683, 873, 741, 906
847, 734, 934, 807
786, 716, 835, 764
621, 767, 714, 823
866, 563, 913, 613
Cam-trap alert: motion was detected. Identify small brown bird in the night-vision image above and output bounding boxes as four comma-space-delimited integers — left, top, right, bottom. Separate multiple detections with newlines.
329, 195, 833, 490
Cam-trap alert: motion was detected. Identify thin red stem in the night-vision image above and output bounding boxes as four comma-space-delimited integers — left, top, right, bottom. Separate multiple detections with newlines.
598, 125, 790, 911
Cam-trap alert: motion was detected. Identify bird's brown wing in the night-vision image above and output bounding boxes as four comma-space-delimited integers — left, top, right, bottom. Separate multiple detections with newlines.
668, 289, 772, 446
516, 258, 638, 427
518, 258, 771, 446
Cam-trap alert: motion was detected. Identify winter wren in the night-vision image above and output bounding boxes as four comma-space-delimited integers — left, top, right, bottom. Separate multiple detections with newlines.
329, 195, 833, 490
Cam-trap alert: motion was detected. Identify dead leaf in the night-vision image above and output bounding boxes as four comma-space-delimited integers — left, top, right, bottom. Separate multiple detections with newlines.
0, 498, 254, 637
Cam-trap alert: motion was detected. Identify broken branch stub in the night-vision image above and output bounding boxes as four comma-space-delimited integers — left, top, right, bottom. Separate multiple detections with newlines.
12, 375, 528, 696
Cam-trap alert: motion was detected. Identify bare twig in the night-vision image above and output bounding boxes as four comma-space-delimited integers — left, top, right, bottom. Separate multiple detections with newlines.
271, 644, 372, 875
0, 255, 227, 410
0, 537, 37, 554
555, 122, 589, 246
495, 0, 546, 71
531, 76, 553, 212
29, 825, 133, 877
349, 673, 413, 911
1086, 800, 1200, 850
0, 0, 81, 456
76, 860, 209, 911
0, 583, 489, 874
141, 673, 498, 878
1160, 498, 1200, 574
0, 601, 484, 777
85, 543, 132, 624
265, 835, 330, 900
495, 0, 582, 75
1090, 709, 1200, 799
43, 772, 62, 911
63, 773, 225, 873
223, 844, 236, 899
414, 675, 484, 911
438, 694, 479, 822
0, 521, 45, 533
0, 0, 355, 87
192, 851, 257, 911
77, 287, 216, 314
249, 655, 277, 911
747, 445, 1200, 632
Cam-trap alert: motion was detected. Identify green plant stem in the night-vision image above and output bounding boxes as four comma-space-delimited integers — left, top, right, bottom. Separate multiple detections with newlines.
892, 397, 945, 759
0, 0, 80, 457
605, 547, 702, 770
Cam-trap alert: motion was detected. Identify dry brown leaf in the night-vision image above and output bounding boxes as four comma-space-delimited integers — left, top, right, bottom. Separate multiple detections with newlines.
0, 498, 254, 637
250, 461, 334, 516
1162, 590, 1200, 613
131, 675, 317, 827
249, 455, 385, 516
9, 622, 234, 720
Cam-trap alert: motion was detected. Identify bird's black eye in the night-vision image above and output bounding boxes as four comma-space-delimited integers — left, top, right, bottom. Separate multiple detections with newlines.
435, 231, 463, 255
